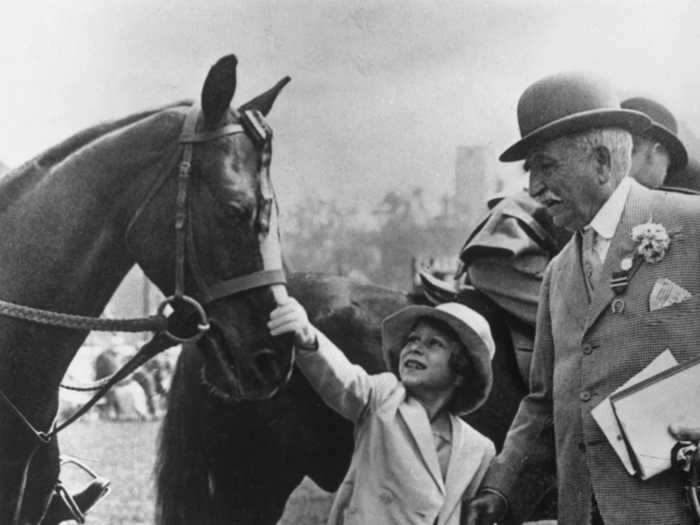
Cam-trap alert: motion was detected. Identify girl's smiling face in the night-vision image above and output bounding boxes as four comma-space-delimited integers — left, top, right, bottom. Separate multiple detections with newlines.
398, 320, 461, 394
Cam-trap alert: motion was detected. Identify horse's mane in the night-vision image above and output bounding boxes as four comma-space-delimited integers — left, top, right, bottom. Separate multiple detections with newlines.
0, 100, 192, 213
36, 100, 192, 168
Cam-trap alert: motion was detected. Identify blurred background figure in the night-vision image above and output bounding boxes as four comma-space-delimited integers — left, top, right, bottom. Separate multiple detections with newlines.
621, 96, 690, 190
60, 334, 178, 422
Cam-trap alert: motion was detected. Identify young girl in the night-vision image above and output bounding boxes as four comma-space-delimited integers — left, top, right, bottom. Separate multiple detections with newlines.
268, 299, 496, 525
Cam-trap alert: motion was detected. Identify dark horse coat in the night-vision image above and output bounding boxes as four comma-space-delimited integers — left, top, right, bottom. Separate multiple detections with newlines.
155, 272, 538, 524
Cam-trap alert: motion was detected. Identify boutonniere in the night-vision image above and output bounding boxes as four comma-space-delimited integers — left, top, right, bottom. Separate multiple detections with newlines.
631, 221, 671, 264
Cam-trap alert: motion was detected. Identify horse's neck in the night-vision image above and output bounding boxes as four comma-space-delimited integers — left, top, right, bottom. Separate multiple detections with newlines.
0, 110, 182, 339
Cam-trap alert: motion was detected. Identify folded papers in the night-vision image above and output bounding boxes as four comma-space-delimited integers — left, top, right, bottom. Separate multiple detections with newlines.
590, 349, 700, 479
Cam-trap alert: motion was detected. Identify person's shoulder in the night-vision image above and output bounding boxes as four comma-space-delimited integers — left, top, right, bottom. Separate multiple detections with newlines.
367, 372, 405, 408
658, 184, 700, 197
651, 186, 700, 219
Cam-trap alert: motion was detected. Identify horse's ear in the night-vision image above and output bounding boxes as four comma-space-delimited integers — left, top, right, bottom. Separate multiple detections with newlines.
239, 76, 291, 116
201, 55, 238, 128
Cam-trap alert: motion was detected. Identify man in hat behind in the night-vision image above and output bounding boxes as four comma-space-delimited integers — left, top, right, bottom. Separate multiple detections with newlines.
465, 72, 700, 525
622, 96, 690, 190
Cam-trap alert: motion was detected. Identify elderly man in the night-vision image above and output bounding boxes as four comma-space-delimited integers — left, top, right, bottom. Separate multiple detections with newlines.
621, 96, 688, 189
456, 100, 691, 387
465, 72, 700, 525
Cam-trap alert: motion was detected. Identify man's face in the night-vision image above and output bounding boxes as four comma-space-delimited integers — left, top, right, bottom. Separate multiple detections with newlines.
398, 321, 461, 395
629, 140, 669, 189
526, 137, 609, 231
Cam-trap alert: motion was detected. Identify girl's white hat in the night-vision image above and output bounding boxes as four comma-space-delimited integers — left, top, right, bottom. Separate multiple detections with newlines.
382, 302, 495, 415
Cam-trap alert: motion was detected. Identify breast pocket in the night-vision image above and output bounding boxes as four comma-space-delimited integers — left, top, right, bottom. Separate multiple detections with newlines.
644, 293, 700, 324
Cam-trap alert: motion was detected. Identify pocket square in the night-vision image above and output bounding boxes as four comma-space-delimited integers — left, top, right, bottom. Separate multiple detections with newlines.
649, 278, 692, 311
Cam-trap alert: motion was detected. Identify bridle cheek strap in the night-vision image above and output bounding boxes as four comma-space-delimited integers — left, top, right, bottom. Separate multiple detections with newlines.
179, 104, 287, 305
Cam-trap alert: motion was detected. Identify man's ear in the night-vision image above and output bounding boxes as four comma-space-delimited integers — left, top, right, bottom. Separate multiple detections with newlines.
593, 145, 612, 183
652, 142, 671, 163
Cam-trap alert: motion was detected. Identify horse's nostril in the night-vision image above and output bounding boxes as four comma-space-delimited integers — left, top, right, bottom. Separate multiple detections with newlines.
253, 348, 280, 379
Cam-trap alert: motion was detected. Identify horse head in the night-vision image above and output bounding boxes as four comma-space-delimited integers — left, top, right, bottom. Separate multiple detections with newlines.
126, 55, 294, 402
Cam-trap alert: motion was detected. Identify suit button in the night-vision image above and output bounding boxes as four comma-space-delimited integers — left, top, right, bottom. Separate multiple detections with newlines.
578, 442, 586, 451
580, 391, 592, 402
582, 344, 593, 355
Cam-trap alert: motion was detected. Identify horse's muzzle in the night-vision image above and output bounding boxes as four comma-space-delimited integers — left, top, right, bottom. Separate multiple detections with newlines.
198, 322, 295, 402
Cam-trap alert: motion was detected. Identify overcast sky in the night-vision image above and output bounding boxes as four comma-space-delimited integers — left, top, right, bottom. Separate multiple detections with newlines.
0, 0, 697, 211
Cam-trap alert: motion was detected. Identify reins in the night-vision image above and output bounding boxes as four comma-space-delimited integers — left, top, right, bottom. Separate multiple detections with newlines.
2, 103, 286, 525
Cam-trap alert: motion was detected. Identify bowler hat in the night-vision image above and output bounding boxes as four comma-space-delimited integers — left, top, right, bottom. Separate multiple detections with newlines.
500, 72, 652, 162
382, 302, 494, 415
621, 96, 688, 171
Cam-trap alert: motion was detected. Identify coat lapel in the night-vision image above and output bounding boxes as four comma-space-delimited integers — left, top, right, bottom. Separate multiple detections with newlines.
439, 419, 484, 524
398, 399, 445, 493
584, 181, 658, 333
558, 236, 592, 317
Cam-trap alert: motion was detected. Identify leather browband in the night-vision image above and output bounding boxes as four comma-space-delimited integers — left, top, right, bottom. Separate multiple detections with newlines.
180, 123, 245, 143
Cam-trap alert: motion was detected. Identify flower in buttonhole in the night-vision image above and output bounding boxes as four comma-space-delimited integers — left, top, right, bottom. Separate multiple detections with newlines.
630, 221, 670, 264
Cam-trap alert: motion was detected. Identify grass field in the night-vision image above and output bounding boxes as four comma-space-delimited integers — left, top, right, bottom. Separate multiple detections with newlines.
58, 421, 555, 525
59, 420, 334, 525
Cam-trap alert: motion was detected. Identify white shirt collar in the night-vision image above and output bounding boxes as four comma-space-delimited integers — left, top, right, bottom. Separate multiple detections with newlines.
586, 176, 632, 240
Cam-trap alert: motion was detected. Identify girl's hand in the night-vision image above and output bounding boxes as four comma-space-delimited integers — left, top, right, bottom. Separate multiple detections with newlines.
268, 297, 317, 348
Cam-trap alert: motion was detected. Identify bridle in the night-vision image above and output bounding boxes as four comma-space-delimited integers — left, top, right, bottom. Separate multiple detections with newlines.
0, 102, 291, 524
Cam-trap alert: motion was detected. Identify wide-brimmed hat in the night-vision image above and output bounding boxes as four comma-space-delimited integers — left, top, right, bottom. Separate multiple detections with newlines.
382, 302, 495, 415
500, 72, 652, 162
621, 96, 688, 172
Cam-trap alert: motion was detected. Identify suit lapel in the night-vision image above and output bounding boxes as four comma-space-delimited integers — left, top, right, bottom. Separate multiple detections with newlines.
398, 399, 445, 493
584, 181, 657, 332
557, 236, 592, 315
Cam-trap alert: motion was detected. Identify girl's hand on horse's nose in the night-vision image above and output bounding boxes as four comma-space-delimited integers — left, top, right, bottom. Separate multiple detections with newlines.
268, 298, 315, 347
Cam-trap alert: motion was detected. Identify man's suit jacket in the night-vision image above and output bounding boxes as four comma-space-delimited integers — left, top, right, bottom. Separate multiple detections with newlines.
482, 180, 700, 525
296, 330, 495, 525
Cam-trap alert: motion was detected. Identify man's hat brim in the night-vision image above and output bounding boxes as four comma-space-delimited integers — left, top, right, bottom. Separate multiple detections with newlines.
500, 109, 651, 162
646, 124, 688, 172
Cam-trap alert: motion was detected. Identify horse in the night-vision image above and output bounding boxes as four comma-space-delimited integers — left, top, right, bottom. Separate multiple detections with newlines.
0, 54, 296, 525
156, 272, 554, 525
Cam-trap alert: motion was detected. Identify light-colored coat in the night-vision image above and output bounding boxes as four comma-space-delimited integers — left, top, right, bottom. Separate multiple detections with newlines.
296, 329, 495, 525
483, 180, 700, 524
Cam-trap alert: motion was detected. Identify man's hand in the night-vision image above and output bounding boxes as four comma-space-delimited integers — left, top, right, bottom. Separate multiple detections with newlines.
462, 491, 507, 525
268, 297, 317, 348
669, 424, 700, 442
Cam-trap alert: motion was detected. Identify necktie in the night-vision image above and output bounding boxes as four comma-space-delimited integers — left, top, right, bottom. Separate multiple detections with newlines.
582, 228, 601, 291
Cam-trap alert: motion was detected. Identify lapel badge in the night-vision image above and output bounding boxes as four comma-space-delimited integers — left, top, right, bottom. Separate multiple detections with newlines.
610, 270, 630, 296
620, 257, 633, 271
611, 297, 625, 314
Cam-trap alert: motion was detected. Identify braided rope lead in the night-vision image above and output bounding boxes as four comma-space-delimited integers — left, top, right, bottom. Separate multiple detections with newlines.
0, 299, 168, 333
